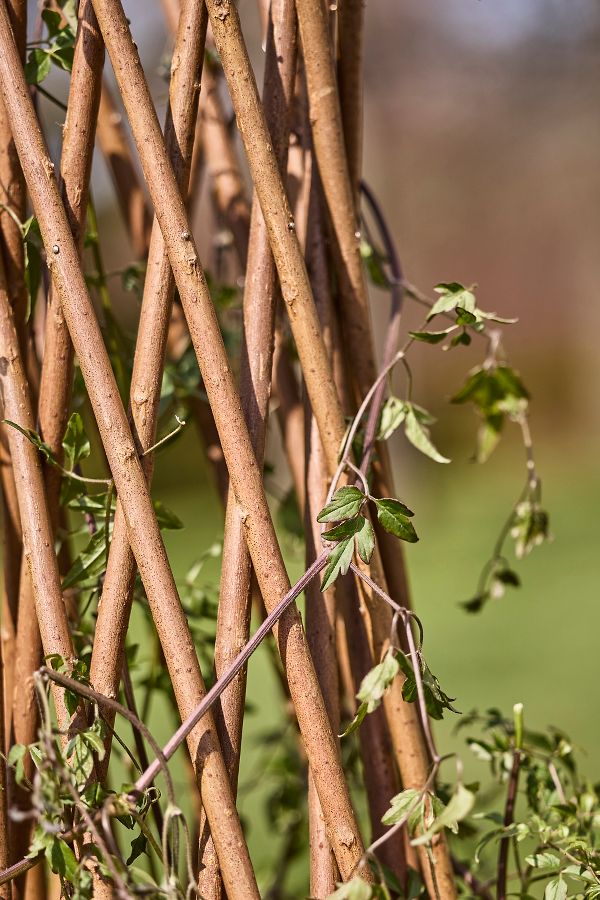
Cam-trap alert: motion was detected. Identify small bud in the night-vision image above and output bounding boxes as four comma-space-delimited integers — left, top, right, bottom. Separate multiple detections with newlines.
181, 230, 190, 241
52, 244, 60, 254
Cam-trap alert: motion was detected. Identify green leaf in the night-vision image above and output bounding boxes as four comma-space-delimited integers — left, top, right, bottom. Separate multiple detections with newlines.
82, 726, 106, 761
360, 239, 388, 288
48, 839, 78, 882
7, 744, 27, 786
396, 651, 459, 720
82, 782, 110, 809
511, 501, 550, 559
317, 486, 365, 523
62, 530, 108, 589
409, 327, 455, 344
377, 396, 407, 441
428, 282, 477, 320
355, 517, 375, 564
489, 566, 521, 600
525, 852, 561, 869
455, 307, 477, 325
62, 412, 90, 470
323, 516, 366, 542
328, 876, 373, 900
67, 733, 95, 788
321, 538, 354, 591
373, 497, 418, 543
357, 651, 399, 714
41, 8, 63, 36
49, 44, 74, 72
452, 367, 529, 428
152, 499, 184, 530
126, 832, 148, 866
339, 701, 368, 738
2, 420, 56, 464
46, 837, 77, 882
451, 330, 472, 348
23, 228, 41, 322
544, 879, 567, 900
476, 414, 503, 463
24, 49, 52, 84
404, 404, 450, 464
412, 783, 475, 846
461, 592, 489, 614
381, 788, 424, 833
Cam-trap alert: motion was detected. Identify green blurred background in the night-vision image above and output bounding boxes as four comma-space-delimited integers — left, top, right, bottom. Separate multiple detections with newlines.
12, 0, 600, 893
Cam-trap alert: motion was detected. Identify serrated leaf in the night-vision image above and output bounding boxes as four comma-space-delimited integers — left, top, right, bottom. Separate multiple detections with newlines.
317, 486, 365, 523
396, 651, 459, 720
409, 327, 455, 344
82, 727, 106, 761
62, 412, 90, 470
360, 239, 388, 288
41, 8, 63, 36
2, 420, 56, 463
451, 330, 472, 348
339, 701, 368, 738
24, 49, 52, 84
377, 396, 407, 441
476, 415, 503, 463
525, 852, 561, 869
48, 839, 78, 882
404, 404, 450, 464
50, 44, 74, 72
357, 652, 399, 713
323, 516, 366, 542
412, 783, 475, 846
355, 518, 375, 563
7, 744, 27, 786
428, 282, 477, 320
455, 307, 477, 325
382, 788, 424, 832
321, 538, 354, 591
62, 530, 108, 589
544, 879, 567, 900
373, 498, 418, 543
126, 832, 148, 866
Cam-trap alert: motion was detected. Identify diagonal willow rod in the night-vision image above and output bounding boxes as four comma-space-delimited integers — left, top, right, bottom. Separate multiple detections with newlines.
96, 67, 229, 504
295, 0, 376, 412
0, 0, 27, 757
89, 0, 208, 777
9, 3, 105, 886
337, 0, 365, 207
190, 0, 348, 475
199, 0, 297, 891
0, 255, 74, 730
12, 0, 104, 762
304, 177, 343, 895
212, 0, 297, 793
86, 0, 370, 879
0, 6, 260, 898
